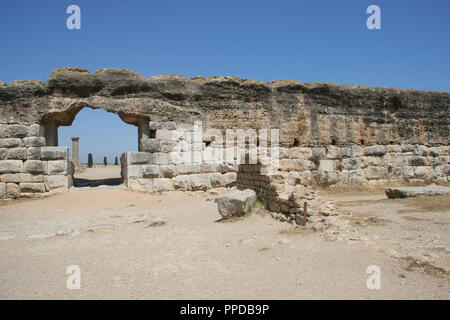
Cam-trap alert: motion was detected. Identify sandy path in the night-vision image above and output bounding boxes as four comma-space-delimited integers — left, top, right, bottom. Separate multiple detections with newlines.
0, 188, 449, 299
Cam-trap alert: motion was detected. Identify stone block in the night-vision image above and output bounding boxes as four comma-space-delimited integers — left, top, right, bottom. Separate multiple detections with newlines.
214, 161, 235, 173
176, 163, 197, 175
27, 147, 41, 160
24, 160, 45, 173
18, 173, 44, 182
141, 138, 160, 152
141, 165, 160, 178
221, 172, 237, 187
152, 178, 173, 192
152, 153, 169, 165
0, 124, 6, 138
40, 147, 68, 160
0, 148, 6, 160
155, 129, 173, 140
126, 165, 142, 178
1, 173, 20, 183
125, 152, 153, 165
190, 173, 211, 191
28, 124, 40, 137
210, 173, 222, 188
215, 189, 256, 218
364, 145, 387, 156
386, 145, 402, 153
23, 137, 45, 147
326, 146, 340, 159
364, 166, 380, 180
172, 175, 190, 190
414, 166, 432, 179
198, 162, 215, 173
47, 160, 68, 174
342, 157, 359, 170
128, 178, 153, 192
160, 165, 176, 178
0, 160, 23, 173
0, 182, 5, 199
19, 182, 45, 193
348, 169, 365, 183
6, 182, 19, 198
6, 147, 27, 160
318, 160, 334, 172
6, 124, 28, 138
0, 138, 24, 148
408, 156, 426, 166
351, 145, 364, 157
44, 175, 69, 191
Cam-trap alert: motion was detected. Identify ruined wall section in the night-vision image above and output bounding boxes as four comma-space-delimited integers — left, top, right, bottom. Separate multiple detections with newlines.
0, 123, 72, 199
0, 68, 449, 197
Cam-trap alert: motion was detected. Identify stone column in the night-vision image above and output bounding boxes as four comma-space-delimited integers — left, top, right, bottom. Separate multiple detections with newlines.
71, 137, 80, 167
138, 118, 150, 151
44, 120, 58, 146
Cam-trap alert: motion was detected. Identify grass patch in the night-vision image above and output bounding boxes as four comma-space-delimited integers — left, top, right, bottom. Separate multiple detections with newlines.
401, 256, 449, 278
279, 225, 314, 235
341, 213, 391, 227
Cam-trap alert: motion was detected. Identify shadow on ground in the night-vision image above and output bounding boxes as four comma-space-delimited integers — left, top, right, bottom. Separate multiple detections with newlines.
73, 177, 124, 188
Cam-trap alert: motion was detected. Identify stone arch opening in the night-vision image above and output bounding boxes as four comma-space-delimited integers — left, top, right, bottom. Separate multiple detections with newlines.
40, 104, 150, 188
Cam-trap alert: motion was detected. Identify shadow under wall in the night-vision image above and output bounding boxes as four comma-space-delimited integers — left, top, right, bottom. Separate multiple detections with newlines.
72, 177, 124, 188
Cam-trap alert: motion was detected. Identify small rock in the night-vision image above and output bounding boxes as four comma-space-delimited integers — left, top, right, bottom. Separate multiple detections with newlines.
148, 216, 166, 227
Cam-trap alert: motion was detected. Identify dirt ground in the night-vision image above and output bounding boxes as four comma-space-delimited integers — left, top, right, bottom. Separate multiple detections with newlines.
0, 169, 449, 299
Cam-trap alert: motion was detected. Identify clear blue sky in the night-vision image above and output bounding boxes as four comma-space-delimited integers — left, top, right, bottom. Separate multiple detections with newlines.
1, 0, 449, 160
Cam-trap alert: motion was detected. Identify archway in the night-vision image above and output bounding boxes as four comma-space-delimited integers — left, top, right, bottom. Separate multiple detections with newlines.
41, 105, 149, 188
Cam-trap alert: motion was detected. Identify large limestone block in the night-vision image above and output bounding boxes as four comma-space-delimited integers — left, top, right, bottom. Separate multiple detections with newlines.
44, 175, 69, 191
18, 173, 44, 182
0, 160, 23, 173
27, 147, 41, 160
385, 184, 450, 199
172, 175, 190, 190
1, 173, 20, 182
125, 165, 142, 178
19, 182, 45, 193
190, 173, 211, 191
210, 173, 222, 188
6, 124, 28, 138
128, 178, 153, 192
6, 182, 19, 198
152, 178, 173, 192
142, 165, 160, 178
47, 160, 68, 174
318, 160, 334, 172
141, 138, 160, 152
6, 147, 27, 160
160, 165, 176, 178
23, 137, 45, 147
0, 148, 6, 160
24, 160, 45, 173
215, 189, 256, 219
0, 138, 24, 148
40, 147, 68, 160
364, 145, 387, 156
123, 152, 153, 165
0, 182, 5, 199
176, 163, 197, 175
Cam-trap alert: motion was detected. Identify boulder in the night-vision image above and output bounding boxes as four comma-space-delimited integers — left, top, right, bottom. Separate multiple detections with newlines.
215, 189, 256, 219
385, 184, 450, 199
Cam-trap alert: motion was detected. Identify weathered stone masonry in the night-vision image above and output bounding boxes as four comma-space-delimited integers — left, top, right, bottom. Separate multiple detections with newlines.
0, 68, 448, 200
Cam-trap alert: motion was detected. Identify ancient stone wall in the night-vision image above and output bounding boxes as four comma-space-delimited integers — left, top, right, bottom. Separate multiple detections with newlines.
0, 68, 448, 199
0, 123, 72, 199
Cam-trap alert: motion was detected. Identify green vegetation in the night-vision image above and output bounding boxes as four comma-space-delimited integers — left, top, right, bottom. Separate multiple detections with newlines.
87, 153, 93, 168
103, 156, 107, 166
